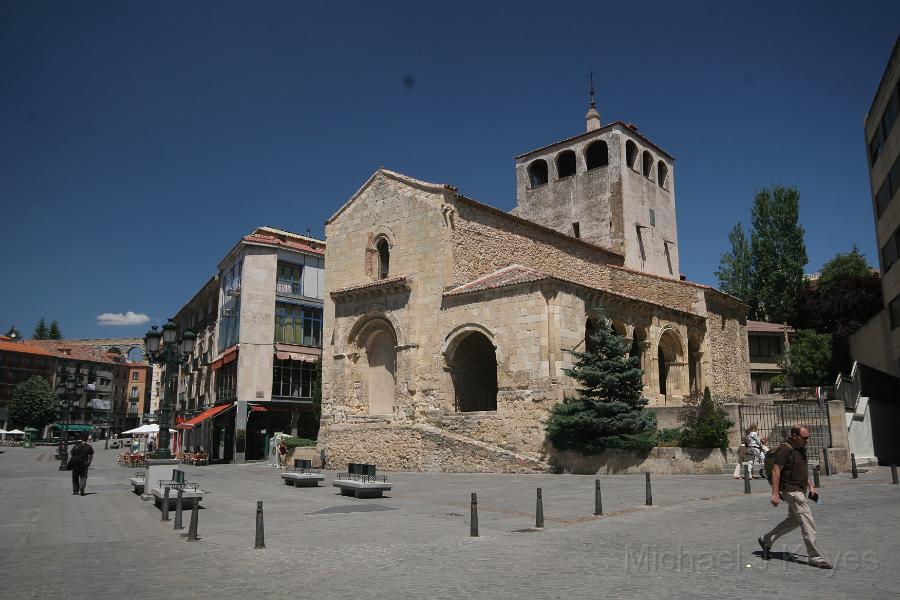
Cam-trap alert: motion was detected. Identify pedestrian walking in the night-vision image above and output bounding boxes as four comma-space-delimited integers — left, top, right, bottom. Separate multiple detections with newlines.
746, 424, 767, 478
67, 435, 94, 496
758, 425, 832, 569
278, 439, 287, 469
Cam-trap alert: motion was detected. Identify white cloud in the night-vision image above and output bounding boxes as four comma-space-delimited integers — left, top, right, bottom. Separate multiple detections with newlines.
96, 311, 150, 326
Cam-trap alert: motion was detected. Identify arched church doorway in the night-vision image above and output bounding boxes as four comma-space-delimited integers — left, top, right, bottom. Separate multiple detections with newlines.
365, 322, 396, 415
449, 331, 498, 412
657, 329, 683, 398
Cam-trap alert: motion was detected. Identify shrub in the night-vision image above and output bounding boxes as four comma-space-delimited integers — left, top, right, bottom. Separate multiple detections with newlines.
282, 436, 316, 448
678, 387, 733, 450
656, 428, 682, 447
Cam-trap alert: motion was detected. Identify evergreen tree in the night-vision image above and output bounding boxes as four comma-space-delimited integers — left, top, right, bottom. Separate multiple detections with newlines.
9, 376, 57, 431
750, 185, 808, 323
48, 320, 62, 340
33, 318, 49, 340
4, 325, 21, 339
715, 223, 753, 305
546, 313, 657, 454
678, 387, 733, 449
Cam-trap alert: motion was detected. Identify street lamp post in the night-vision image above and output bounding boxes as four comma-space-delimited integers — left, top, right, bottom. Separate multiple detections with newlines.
144, 320, 195, 460
56, 363, 83, 471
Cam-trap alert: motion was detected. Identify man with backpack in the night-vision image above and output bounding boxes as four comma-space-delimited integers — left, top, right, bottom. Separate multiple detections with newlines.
758, 426, 831, 569
67, 434, 94, 496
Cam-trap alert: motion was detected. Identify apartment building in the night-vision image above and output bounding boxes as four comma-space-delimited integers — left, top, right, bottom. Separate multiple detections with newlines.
173, 227, 325, 463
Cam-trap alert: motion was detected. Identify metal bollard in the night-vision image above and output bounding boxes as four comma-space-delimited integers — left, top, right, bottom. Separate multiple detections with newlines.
743, 464, 751, 494
594, 479, 603, 516
470, 493, 479, 537
645, 473, 652, 506
254, 501, 265, 549
892, 464, 898, 485
851, 454, 859, 479
822, 448, 831, 476
813, 465, 821, 488
535, 488, 544, 529
161, 486, 170, 521
186, 502, 199, 541
173, 489, 184, 530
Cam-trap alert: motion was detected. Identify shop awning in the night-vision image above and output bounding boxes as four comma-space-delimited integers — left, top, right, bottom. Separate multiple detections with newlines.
53, 423, 94, 432
210, 345, 239, 372
176, 403, 234, 430
249, 404, 304, 413
274, 351, 318, 362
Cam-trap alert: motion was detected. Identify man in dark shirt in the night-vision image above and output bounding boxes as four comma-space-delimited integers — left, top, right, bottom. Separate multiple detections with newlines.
68, 435, 94, 496
758, 426, 831, 569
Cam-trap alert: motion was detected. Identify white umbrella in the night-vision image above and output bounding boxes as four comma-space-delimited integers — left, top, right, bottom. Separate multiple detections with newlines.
122, 424, 175, 434
6, 429, 25, 435
0, 429, 7, 434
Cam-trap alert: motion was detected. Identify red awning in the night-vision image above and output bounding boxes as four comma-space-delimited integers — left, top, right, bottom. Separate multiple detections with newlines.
210, 345, 238, 372
176, 403, 234, 430
249, 405, 301, 413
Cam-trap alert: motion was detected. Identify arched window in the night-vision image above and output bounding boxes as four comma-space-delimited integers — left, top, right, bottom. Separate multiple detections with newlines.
527, 159, 549, 187
585, 140, 609, 170
625, 140, 639, 170
657, 161, 669, 189
556, 150, 576, 179
376, 238, 390, 279
449, 331, 498, 412
642, 151, 654, 178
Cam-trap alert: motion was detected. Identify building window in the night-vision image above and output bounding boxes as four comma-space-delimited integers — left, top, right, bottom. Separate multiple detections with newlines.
272, 358, 318, 399
890, 295, 900, 330
215, 361, 237, 402
275, 303, 323, 347
132, 371, 139, 381
277, 262, 303, 296
130, 386, 138, 399
657, 161, 669, 189
585, 140, 609, 170
875, 140, 900, 218
642, 151, 654, 178
556, 150, 577, 178
749, 336, 782, 357
649, 209, 656, 226
527, 159, 548, 187
572, 222, 580, 238
376, 238, 390, 279
664, 240, 674, 275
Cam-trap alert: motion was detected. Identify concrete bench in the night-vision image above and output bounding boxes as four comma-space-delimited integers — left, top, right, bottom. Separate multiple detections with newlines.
129, 477, 145, 494
150, 484, 204, 510
333, 475, 393, 498
280, 471, 325, 487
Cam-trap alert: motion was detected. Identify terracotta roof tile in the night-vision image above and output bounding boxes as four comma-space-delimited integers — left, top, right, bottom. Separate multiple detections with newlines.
0, 340, 58, 357
445, 265, 548, 295
242, 233, 325, 256
746, 320, 795, 333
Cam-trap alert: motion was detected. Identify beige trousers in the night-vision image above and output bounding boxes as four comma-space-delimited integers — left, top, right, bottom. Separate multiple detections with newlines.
764, 490, 823, 560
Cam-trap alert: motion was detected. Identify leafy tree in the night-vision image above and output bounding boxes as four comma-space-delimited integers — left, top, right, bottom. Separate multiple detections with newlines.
715, 223, 753, 305
750, 185, 808, 322
33, 318, 49, 340
9, 376, 57, 431
816, 245, 871, 287
48, 320, 62, 340
4, 325, 21, 339
678, 386, 733, 449
779, 329, 832, 387
546, 313, 657, 454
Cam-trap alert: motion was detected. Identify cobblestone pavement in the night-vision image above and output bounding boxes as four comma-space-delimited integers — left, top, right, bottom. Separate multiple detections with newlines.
1, 446, 898, 599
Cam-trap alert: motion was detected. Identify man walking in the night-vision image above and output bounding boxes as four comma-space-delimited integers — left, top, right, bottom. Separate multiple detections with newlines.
68, 435, 94, 496
759, 425, 832, 569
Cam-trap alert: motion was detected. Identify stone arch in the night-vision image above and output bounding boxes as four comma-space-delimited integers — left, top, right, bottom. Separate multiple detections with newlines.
657, 160, 669, 189
365, 228, 395, 280
352, 317, 397, 415
126, 346, 144, 362
443, 324, 498, 412
625, 140, 639, 170
687, 329, 703, 395
527, 159, 549, 187
556, 150, 577, 179
656, 327, 685, 398
345, 307, 405, 351
585, 140, 609, 170
642, 150, 654, 178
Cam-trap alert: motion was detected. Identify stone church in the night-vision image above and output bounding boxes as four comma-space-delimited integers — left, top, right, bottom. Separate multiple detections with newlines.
319, 100, 750, 472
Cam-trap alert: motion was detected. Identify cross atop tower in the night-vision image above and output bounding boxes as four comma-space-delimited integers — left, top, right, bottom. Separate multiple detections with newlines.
585, 70, 601, 131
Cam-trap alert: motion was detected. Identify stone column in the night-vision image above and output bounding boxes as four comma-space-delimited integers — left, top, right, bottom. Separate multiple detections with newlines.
689, 351, 703, 394
233, 399, 248, 464
641, 341, 654, 394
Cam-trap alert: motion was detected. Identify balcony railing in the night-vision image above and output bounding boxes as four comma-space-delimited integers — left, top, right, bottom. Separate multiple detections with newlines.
276, 278, 302, 297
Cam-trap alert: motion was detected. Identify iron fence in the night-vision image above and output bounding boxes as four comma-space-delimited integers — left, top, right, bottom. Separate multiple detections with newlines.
454, 389, 497, 412
738, 402, 831, 465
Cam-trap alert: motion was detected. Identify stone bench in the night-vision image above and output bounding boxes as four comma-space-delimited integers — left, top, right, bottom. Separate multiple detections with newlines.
150, 483, 204, 510
129, 477, 145, 494
280, 471, 325, 487
333, 473, 393, 498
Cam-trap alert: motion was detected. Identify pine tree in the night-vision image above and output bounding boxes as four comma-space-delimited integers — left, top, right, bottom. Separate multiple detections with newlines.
715, 223, 753, 306
48, 320, 62, 340
33, 318, 49, 340
750, 185, 808, 323
546, 313, 657, 454
4, 325, 21, 339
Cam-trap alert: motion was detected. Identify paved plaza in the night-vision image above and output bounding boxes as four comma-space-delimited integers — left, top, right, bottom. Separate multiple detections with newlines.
1, 446, 898, 599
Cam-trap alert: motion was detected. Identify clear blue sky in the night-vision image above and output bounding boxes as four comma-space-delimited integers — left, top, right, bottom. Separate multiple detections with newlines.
2, 1, 898, 339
